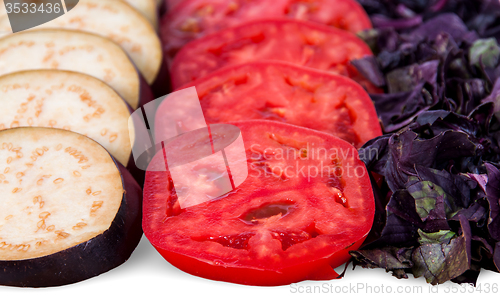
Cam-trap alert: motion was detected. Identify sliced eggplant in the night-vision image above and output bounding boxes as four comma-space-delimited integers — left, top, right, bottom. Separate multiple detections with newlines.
0, 0, 156, 26
0, 0, 158, 31
0, 28, 153, 109
0, 0, 162, 84
0, 127, 142, 287
124, 0, 158, 28
0, 70, 133, 167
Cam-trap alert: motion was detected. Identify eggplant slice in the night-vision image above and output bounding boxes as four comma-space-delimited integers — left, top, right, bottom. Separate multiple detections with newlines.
0, 127, 142, 287
0, 29, 152, 109
0, 0, 157, 29
0, 70, 134, 166
124, 0, 158, 28
0, 0, 162, 84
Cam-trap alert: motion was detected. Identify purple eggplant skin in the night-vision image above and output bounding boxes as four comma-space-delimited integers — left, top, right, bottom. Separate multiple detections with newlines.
151, 58, 172, 98
139, 72, 156, 108
0, 162, 143, 288
127, 152, 146, 188
124, 101, 146, 187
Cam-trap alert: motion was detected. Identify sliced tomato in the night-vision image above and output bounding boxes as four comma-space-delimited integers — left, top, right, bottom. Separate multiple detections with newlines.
143, 120, 375, 286
166, 0, 183, 10
160, 0, 372, 60
170, 19, 378, 92
177, 61, 381, 148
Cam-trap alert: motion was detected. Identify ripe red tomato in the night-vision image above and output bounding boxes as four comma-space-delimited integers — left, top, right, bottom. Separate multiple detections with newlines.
143, 120, 375, 286
170, 19, 378, 92
161, 0, 372, 60
178, 61, 381, 148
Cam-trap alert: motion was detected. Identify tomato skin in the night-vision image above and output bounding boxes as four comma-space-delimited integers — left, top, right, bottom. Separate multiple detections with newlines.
166, 0, 183, 10
177, 61, 382, 148
170, 19, 375, 90
152, 240, 363, 286
143, 120, 375, 286
160, 0, 372, 60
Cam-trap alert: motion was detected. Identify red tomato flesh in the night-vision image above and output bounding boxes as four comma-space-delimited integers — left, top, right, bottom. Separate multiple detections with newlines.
178, 61, 381, 148
143, 120, 375, 286
170, 19, 377, 92
166, 0, 183, 10
161, 0, 372, 60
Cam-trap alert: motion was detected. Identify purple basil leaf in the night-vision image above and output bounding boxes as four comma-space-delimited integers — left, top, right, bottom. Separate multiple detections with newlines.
494, 242, 500, 272
411, 235, 469, 285
387, 190, 424, 226
408, 181, 458, 221
410, 13, 478, 44
350, 247, 413, 279
468, 173, 488, 192
384, 130, 477, 191
469, 38, 500, 68
417, 229, 455, 244
371, 86, 429, 132
411, 214, 472, 285
360, 174, 389, 248
482, 78, 500, 121
414, 166, 472, 208
485, 163, 500, 240
415, 110, 451, 125
452, 200, 489, 225
359, 134, 390, 174
357, 28, 400, 54
364, 189, 422, 249
468, 102, 495, 134
430, 0, 448, 12
418, 112, 482, 138
396, 4, 417, 18
451, 266, 481, 286
372, 14, 423, 30
471, 235, 494, 261
386, 60, 440, 93
351, 56, 386, 87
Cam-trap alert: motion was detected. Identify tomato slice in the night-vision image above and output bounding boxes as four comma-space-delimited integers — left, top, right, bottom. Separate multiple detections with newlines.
143, 120, 375, 286
177, 61, 381, 148
166, 0, 183, 10
170, 19, 378, 92
161, 0, 372, 59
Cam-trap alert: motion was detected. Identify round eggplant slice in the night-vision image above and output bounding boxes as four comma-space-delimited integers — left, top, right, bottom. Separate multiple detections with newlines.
0, 127, 142, 287
0, 0, 162, 84
0, 70, 134, 167
0, 29, 153, 109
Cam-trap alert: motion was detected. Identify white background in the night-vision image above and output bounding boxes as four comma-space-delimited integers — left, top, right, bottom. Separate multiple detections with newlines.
1, 234, 498, 297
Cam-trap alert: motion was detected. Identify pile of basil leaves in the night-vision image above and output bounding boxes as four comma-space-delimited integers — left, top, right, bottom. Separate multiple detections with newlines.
350, 0, 500, 285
